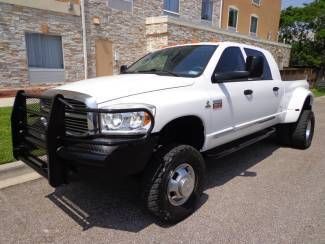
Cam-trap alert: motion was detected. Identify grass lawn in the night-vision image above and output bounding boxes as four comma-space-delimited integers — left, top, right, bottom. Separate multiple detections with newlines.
311, 88, 325, 97
0, 106, 13, 165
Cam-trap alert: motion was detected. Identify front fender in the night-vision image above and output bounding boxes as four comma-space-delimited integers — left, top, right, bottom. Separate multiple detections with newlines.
283, 87, 313, 123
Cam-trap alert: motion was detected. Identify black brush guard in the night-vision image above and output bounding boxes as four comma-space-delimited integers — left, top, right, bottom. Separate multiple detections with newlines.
11, 90, 154, 187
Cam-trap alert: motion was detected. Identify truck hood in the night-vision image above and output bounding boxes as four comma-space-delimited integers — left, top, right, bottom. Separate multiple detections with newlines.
50, 74, 194, 103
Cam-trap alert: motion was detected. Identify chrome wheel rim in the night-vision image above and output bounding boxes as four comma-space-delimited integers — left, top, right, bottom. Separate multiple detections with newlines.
306, 119, 312, 141
167, 163, 196, 206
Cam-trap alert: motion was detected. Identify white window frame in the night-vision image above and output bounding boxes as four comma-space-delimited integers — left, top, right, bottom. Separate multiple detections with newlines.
252, 0, 261, 6
249, 14, 259, 37
227, 6, 239, 32
163, 0, 180, 15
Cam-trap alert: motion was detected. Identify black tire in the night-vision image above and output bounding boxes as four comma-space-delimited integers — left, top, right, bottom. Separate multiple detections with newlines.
291, 110, 315, 149
277, 110, 315, 149
276, 123, 293, 146
142, 144, 205, 223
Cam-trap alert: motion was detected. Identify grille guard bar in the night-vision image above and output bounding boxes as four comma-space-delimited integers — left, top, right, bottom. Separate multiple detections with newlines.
11, 90, 155, 187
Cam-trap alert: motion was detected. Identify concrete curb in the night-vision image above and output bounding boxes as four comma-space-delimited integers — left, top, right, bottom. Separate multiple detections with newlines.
0, 161, 41, 190
0, 161, 25, 175
0, 97, 14, 107
0, 172, 41, 190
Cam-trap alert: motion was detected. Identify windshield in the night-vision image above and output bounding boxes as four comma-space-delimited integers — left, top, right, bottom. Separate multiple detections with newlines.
125, 45, 218, 78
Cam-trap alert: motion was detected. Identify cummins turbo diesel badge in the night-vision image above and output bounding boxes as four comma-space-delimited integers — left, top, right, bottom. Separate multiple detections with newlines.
213, 99, 222, 110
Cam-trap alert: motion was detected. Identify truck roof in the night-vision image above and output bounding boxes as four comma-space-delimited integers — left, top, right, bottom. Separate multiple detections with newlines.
160, 41, 269, 54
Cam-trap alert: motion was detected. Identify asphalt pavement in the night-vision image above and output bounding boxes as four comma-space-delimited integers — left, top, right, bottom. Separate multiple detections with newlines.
0, 97, 324, 243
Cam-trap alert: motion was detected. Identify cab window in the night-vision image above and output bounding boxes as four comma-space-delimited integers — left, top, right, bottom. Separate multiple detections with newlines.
244, 48, 273, 80
215, 47, 246, 74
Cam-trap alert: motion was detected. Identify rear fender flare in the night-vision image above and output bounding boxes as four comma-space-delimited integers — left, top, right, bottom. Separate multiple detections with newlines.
283, 88, 313, 123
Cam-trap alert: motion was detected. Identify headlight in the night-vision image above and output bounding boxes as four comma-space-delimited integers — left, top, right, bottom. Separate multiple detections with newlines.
100, 104, 155, 135
102, 113, 123, 130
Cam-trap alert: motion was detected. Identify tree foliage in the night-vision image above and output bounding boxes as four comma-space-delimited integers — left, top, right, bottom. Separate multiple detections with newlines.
280, 0, 325, 73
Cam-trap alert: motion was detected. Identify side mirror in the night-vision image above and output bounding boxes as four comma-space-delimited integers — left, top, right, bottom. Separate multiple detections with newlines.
246, 56, 264, 78
120, 65, 128, 74
212, 71, 250, 83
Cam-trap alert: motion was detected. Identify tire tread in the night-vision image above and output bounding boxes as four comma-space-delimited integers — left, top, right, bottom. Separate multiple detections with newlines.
142, 144, 204, 222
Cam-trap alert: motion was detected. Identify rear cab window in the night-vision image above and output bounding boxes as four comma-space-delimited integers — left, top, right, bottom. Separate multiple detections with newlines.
244, 48, 273, 80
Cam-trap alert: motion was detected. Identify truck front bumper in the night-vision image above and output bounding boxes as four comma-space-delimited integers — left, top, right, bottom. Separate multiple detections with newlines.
11, 91, 156, 187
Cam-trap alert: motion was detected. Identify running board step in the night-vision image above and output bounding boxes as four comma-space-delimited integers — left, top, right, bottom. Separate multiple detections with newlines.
204, 127, 276, 159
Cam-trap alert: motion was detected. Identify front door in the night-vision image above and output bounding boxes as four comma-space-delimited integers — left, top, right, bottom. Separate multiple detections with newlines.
95, 39, 113, 77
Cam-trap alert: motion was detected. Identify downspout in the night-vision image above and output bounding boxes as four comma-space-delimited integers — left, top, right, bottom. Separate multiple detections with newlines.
80, 0, 88, 79
219, 0, 223, 29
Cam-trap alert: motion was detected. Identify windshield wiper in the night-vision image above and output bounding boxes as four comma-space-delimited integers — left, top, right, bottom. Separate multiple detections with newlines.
135, 69, 180, 77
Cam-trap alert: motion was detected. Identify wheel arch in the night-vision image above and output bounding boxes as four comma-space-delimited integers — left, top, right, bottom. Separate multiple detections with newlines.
283, 88, 314, 123
157, 115, 205, 151
302, 95, 313, 110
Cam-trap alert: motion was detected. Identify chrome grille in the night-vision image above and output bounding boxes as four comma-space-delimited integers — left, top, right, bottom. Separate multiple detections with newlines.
40, 97, 89, 136
63, 98, 89, 135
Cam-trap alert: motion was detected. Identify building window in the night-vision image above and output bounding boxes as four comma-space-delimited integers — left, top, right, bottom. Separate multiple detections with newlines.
252, 0, 261, 6
250, 15, 258, 36
25, 33, 63, 69
228, 7, 238, 31
108, 0, 133, 12
164, 0, 180, 14
201, 0, 213, 21
25, 33, 65, 83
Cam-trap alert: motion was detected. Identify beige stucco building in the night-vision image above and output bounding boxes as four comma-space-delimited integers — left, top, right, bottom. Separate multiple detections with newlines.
0, 0, 290, 88
220, 0, 282, 42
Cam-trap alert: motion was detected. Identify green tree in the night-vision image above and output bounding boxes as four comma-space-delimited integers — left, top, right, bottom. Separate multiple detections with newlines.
280, 0, 325, 81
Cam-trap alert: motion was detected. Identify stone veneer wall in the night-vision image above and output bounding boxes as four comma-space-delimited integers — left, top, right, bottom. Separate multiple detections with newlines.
176, 0, 221, 28
1, 0, 289, 87
85, 0, 163, 77
0, 2, 84, 86
85, 0, 222, 76
146, 16, 291, 68
0, 0, 223, 85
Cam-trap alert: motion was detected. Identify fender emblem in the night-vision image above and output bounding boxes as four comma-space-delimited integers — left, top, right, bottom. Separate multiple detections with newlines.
213, 99, 222, 110
205, 101, 211, 109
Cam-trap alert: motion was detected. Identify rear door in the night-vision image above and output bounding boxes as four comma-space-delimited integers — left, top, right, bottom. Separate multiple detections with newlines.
243, 48, 283, 119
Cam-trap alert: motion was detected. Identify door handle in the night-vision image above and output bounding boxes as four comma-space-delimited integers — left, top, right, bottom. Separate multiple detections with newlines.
273, 87, 280, 92
244, 89, 253, 95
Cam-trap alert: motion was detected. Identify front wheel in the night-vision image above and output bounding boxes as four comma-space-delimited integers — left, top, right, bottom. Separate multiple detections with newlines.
142, 144, 205, 223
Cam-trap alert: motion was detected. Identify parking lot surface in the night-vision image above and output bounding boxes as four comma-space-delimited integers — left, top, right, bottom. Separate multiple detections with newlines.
0, 98, 324, 243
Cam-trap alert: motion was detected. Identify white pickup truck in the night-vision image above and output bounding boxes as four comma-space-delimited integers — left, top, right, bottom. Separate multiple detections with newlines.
11, 42, 315, 223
